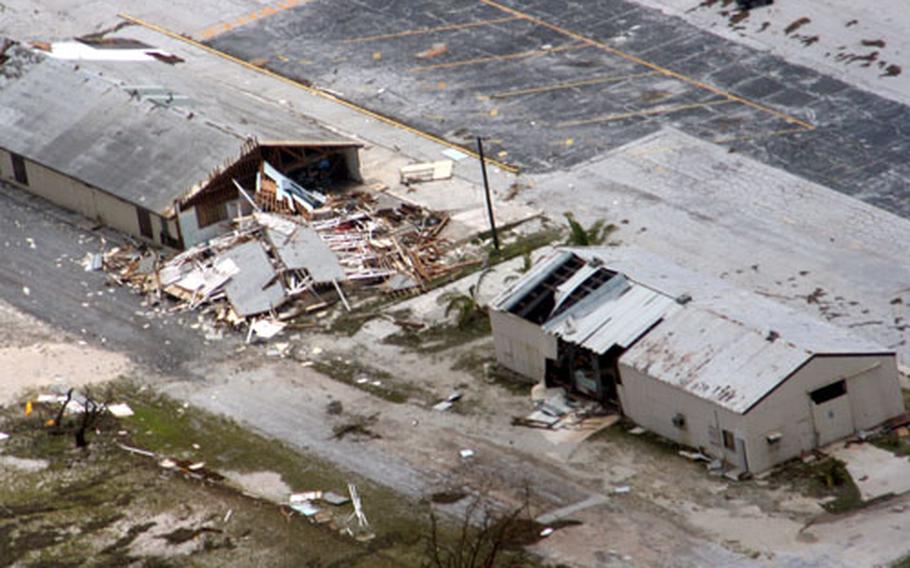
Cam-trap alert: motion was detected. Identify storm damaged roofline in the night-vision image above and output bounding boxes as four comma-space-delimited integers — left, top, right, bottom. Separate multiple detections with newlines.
0, 40, 357, 217
494, 246, 893, 414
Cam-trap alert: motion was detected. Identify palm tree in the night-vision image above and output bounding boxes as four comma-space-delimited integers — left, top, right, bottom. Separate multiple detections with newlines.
563, 212, 616, 246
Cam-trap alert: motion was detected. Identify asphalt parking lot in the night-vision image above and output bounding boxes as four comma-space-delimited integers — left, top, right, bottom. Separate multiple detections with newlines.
205, 0, 910, 217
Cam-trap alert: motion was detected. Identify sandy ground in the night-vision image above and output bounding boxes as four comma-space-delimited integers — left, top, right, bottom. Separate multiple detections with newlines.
0, 300, 132, 405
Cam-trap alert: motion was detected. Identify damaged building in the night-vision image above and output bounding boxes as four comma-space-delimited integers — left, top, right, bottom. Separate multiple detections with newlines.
491, 248, 905, 474
0, 40, 361, 249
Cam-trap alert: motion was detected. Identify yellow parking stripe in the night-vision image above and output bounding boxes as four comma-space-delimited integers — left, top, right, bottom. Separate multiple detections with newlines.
492, 71, 656, 99
557, 99, 736, 127
411, 42, 587, 72
343, 16, 519, 43
479, 0, 814, 130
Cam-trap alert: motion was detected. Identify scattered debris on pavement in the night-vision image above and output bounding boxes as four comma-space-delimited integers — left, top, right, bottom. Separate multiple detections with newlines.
100, 192, 475, 339
432, 391, 462, 411
512, 387, 612, 432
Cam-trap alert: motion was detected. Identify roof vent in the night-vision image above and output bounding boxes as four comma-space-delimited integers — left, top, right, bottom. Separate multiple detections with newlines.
766, 330, 780, 342
676, 293, 692, 305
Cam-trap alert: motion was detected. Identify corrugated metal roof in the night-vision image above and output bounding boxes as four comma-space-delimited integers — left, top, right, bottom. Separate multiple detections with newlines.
494, 246, 892, 414
622, 308, 811, 413
544, 276, 680, 354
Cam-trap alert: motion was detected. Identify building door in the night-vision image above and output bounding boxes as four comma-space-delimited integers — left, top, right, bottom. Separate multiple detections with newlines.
809, 380, 854, 446
136, 207, 153, 239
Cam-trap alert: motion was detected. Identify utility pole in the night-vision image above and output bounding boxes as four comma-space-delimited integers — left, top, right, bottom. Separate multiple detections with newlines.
476, 136, 499, 252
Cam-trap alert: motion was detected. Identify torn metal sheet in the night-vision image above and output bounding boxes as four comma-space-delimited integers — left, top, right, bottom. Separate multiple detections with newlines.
216, 240, 286, 317
262, 160, 326, 212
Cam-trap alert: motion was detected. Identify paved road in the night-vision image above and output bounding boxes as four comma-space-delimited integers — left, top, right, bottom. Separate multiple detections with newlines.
208, 0, 910, 217
0, 182, 213, 374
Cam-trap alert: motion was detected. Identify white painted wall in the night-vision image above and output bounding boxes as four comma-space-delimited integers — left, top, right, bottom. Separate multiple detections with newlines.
742, 354, 903, 472
618, 364, 745, 465
618, 353, 905, 473
490, 309, 557, 383
0, 148, 177, 248
178, 198, 248, 248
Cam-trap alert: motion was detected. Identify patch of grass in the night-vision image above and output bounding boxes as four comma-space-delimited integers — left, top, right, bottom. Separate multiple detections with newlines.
110, 383, 441, 566
590, 418, 687, 457
384, 318, 491, 354
770, 456, 863, 514
892, 552, 910, 568
870, 431, 910, 457
310, 358, 423, 404
487, 227, 561, 266
451, 351, 534, 396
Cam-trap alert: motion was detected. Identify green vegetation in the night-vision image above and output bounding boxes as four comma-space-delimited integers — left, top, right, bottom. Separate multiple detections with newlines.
451, 350, 534, 396
0, 387, 408, 566
487, 227, 561, 265
870, 430, 910, 457
563, 212, 616, 247
0, 382, 558, 567
311, 357, 425, 403
383, 318, 491, 354
770, 456, 863, 514
592, 418, 689, 458
442, 283, 487, 330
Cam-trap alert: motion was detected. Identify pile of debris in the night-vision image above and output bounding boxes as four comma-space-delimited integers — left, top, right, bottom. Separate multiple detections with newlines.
512, 388, 606, 430
100, 192, 473, 338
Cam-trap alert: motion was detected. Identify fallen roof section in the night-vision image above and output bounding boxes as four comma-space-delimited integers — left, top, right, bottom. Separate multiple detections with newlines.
217, 240, 287, 317
265, 223, 345, 284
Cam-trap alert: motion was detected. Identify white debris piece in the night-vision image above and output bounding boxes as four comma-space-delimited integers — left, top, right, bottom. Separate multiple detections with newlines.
400, 160, 454, 183
442, 148, 469, 161
459, 449, 475, 459
107, 403, 134, 418
249, 319, 287, 341
0, 433, 9, 442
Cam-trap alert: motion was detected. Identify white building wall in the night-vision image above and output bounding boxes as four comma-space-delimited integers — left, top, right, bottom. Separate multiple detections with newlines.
617, 365, 746, 465
620, 353, 904, 473
178, 199, 248, 248
742, 354, 903, 472
0, 149, 175, 248
490, 309, 557, 383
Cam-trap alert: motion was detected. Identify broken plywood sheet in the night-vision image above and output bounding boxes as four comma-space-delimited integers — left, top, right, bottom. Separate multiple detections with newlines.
266, 226, 345, 284
400, 160, 453, 183
217, 241, 286, 317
